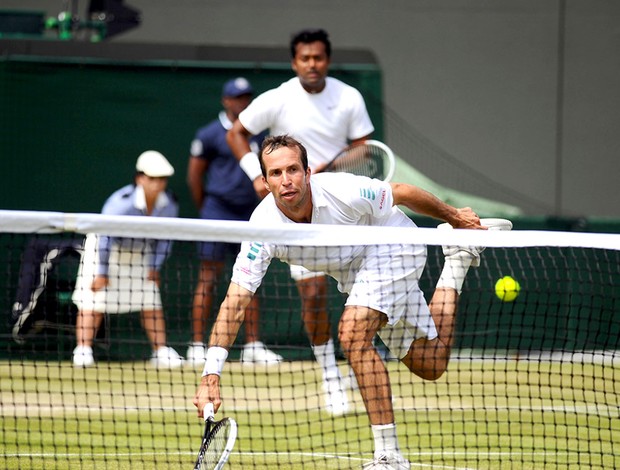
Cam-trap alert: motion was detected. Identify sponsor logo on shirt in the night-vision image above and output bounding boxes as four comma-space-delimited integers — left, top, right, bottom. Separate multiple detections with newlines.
360, 188, 376, 200
379, 189, 386, 209
246, 242, 263, 260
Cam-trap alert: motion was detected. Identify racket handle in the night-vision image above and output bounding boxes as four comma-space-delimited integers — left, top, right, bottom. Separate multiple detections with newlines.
203, 402, 215, 422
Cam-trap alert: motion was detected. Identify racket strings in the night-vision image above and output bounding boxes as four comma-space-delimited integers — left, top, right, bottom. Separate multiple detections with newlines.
327, 144, 387, 179
200, 420, 232, 469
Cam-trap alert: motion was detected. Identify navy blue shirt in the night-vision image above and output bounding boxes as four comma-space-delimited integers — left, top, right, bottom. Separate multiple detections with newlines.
190, 111, 266, 208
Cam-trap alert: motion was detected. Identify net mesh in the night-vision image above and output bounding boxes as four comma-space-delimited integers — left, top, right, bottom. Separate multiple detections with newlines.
1, 210, 619, 470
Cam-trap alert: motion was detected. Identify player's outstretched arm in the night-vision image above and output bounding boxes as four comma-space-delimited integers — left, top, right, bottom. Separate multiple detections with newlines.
390, 182, 484, 229
194, 282, 254, 417
209, 282, 254, 349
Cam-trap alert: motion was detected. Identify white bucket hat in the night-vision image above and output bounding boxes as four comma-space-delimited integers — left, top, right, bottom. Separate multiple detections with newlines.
135, 150, 175, 177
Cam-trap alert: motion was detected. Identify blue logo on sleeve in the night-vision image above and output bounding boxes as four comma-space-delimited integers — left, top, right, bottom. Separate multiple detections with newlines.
246, 242, 263, 260
360, 188, 376, 200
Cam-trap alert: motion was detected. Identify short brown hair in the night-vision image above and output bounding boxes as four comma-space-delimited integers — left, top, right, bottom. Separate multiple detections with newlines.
259, 135, 309, 177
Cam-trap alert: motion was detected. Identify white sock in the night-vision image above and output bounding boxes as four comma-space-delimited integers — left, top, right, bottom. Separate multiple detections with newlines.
312, 339, 340, 380
436, 255, 473, 294
244, 341, 263, 349
371, 423, 400, 457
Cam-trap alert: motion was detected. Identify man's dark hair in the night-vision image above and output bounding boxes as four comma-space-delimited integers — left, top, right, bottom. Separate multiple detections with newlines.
259, 135, 309, 176
290, 28, 331, 59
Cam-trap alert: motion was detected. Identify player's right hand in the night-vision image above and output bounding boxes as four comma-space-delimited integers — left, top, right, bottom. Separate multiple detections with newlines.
193, 374, 222, 417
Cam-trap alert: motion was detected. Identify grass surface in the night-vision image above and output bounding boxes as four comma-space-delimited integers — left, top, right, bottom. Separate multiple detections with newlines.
0, 357, 618, 469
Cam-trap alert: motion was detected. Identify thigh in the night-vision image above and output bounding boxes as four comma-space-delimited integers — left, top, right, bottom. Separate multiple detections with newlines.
339, 305, 387, 346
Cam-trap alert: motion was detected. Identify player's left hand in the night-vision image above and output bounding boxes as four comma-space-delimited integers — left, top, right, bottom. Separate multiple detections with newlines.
450, 207, 484, 230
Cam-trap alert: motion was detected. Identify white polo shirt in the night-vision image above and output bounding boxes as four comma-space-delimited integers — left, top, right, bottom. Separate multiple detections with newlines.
238, 77, 375, 168
231, 173, 418, 294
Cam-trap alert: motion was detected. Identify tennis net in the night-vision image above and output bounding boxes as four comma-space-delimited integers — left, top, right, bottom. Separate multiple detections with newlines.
1, 210, 618, 470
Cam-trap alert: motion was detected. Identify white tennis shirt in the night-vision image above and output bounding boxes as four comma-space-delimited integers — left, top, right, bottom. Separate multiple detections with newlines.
231, 173, 418, 294
238, 77, 375, 168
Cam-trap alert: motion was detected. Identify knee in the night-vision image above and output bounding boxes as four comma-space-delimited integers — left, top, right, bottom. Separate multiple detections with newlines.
402, 340, 450, 381
414, 366, 447, 381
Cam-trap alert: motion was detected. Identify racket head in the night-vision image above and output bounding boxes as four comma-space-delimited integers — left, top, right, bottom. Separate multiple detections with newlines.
324, 139, 395, 182
195, 417, 238, 470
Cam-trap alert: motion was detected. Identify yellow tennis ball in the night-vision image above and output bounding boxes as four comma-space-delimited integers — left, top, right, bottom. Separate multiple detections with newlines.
495, 276, 521, 302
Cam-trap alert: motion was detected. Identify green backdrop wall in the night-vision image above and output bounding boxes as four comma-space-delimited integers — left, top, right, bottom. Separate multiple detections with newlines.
1, 43, 618, 361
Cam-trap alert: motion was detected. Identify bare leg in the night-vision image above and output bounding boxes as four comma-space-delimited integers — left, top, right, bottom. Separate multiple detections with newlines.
401, 287, 458, 380
191, 261, 223, 343
297, 275, 331, 346
75, 309, 104, 347
338, 306, 392, 425
141, 308, 167, 351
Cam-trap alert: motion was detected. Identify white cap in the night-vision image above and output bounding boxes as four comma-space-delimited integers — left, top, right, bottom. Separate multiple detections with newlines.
135, 151, 175, 177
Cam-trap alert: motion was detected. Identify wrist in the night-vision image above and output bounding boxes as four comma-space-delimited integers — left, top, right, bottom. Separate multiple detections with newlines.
239, 152, 262, 181
202, 346, 229, 377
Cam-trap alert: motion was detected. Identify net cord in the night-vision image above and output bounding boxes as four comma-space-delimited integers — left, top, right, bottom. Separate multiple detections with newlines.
1, 210, 618, 250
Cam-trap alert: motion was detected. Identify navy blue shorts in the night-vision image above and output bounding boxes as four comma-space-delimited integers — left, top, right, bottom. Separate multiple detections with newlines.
197, 196, 256, 262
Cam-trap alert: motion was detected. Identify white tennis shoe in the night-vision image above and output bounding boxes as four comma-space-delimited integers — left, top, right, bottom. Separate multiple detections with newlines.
150, 346, 184, 369
73, 345, 95, 368
439, 218, 513, 267
186, 342, 207, 366
362, 451, 411, 469
322, 374, 350, 416
240, 341, 283, 365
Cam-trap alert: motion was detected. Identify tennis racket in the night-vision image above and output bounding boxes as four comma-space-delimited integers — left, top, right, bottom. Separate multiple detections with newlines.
324, 139, 396, 182
193, 403, 238, 470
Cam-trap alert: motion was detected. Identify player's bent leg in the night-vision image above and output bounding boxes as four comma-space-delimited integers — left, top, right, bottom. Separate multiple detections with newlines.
339, 306, 394, 425
400, 336, 450, 381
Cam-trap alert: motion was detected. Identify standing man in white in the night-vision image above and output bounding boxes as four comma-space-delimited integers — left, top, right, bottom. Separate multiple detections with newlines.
226, 28, 374, 415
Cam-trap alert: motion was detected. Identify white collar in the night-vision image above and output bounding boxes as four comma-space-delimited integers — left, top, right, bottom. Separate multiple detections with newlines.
134, 185, 170, 212
218, 111, 233, 130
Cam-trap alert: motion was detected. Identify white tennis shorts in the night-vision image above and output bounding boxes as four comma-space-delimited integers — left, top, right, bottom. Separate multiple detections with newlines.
72, 234, 163, 313
344, 243, 438, 359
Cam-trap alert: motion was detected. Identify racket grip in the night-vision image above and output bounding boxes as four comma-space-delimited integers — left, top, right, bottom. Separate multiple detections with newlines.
203, 402, 215, 422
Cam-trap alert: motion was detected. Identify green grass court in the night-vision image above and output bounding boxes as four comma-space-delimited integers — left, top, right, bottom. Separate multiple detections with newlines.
1, 358, 618, 469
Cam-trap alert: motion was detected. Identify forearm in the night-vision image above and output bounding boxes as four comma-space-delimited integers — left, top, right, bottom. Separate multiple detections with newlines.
226, 124, 252, 161
391, 183, 457, 222
187, 179, 204, 210
208, 283, 253, 349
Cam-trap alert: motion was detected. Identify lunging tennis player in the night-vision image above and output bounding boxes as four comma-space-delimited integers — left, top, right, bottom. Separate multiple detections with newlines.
194, 135, 511, 469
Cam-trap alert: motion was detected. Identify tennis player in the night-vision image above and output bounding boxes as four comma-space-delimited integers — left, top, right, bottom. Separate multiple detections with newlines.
72, 151, 184, 369
227, 28, 374, 415
194, 135, 510, 469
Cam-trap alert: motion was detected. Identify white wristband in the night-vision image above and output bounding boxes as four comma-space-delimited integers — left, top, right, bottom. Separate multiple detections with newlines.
202, 347, 229, 377
239, 152, 262, 181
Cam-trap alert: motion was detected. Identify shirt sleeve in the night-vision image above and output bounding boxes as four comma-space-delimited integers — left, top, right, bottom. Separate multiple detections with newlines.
230, 241, 274, 293
151, 195, 179, 271
347, 87, 375, 141
96, 192, 131, 276
341, 174, 394, 219
238, 89, 280, 136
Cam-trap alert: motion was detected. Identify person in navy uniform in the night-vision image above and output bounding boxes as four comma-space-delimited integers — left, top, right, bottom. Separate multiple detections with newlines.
185, 77, 282, 366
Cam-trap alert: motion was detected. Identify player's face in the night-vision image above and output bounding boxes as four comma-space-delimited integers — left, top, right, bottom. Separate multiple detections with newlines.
262, 146, 312, 221
291, 41, 330, 93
